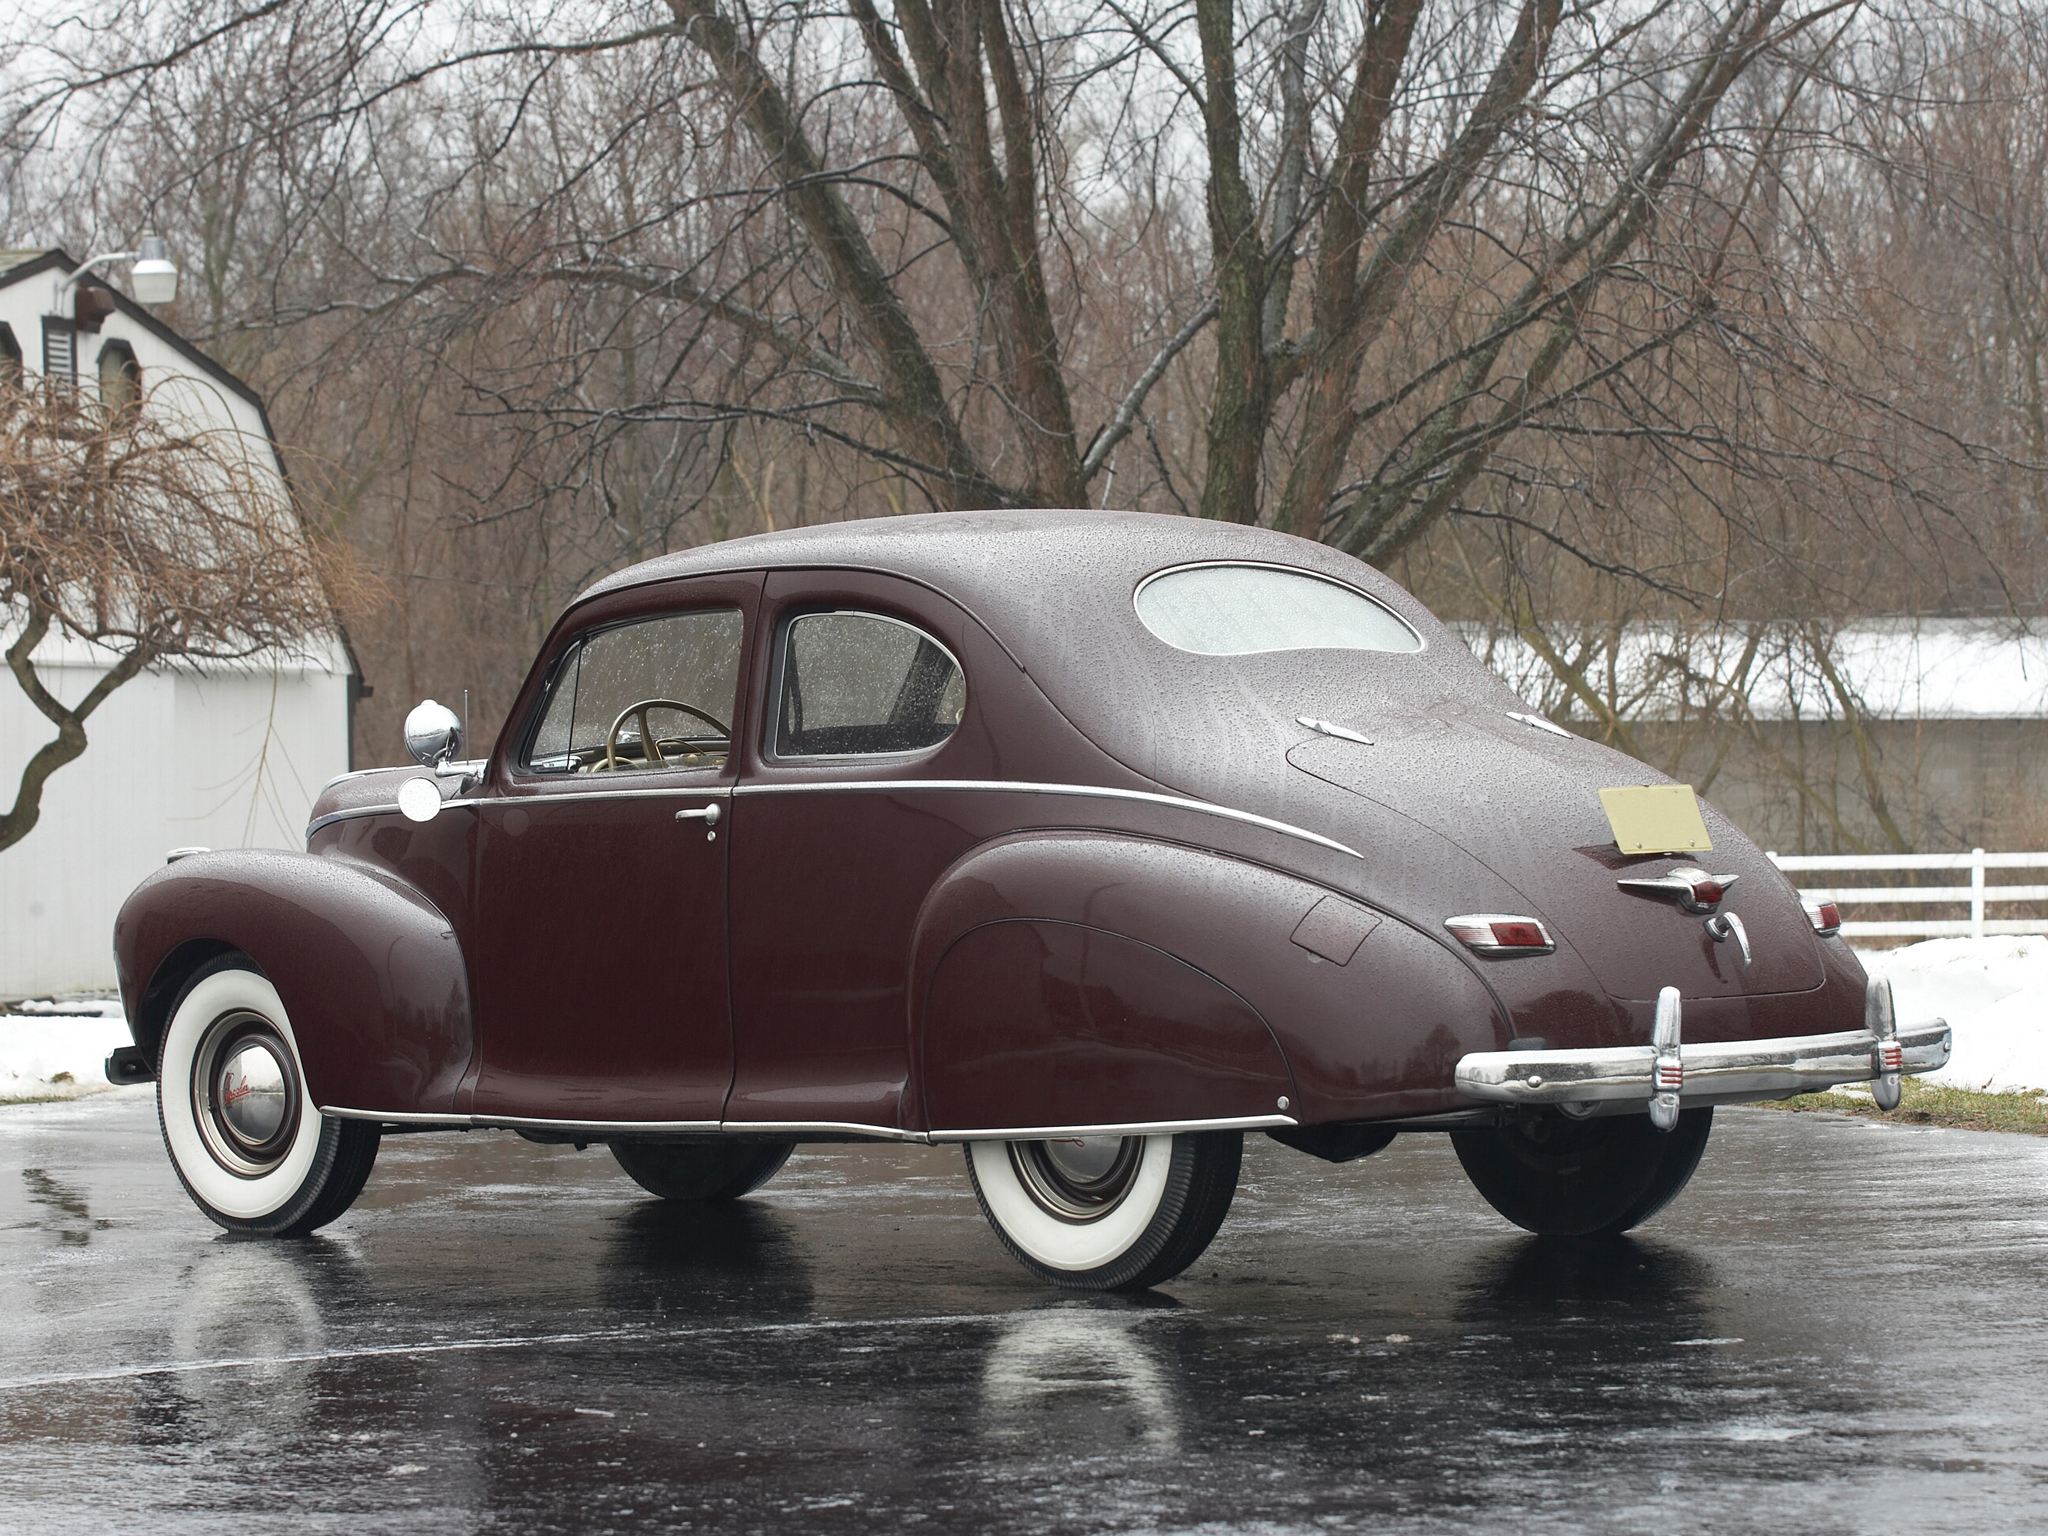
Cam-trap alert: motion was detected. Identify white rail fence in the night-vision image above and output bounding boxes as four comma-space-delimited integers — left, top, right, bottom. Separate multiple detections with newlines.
1767, 849, 2048, 939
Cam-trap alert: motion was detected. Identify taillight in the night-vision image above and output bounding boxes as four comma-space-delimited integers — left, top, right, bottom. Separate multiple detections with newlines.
1803, 900, 1842, 937
1444, 913, 1556, 956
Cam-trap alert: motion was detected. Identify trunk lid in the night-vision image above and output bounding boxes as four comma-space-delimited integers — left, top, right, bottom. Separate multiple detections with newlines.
1285, 707, 1823, 1003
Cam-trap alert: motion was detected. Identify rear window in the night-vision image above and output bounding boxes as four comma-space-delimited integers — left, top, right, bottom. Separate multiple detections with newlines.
1135, 563, 1422, 656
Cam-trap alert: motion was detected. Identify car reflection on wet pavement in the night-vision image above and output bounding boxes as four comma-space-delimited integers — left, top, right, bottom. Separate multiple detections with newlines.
3, 1094, 2045, 1533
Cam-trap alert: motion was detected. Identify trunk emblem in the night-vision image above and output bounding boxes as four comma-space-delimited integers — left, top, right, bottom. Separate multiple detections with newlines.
1616, 866, 1739, 915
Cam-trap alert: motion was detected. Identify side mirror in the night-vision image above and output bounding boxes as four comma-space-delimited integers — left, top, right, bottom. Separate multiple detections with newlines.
403, 699, 464, 770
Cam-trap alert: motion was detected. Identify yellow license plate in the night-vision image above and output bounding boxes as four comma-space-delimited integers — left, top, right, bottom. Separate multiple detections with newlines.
1599, 784, 1713, 854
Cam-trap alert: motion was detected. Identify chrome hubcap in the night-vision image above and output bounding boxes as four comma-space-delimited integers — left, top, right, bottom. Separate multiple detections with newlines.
1010, 1136, 1143, 1223
191, 1012, 301, 1177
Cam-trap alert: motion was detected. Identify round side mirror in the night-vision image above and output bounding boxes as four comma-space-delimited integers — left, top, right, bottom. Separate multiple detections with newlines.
403, 699, 464, 769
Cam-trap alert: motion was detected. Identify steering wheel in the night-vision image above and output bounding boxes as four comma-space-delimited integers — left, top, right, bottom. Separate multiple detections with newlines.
599, 698, 732, 772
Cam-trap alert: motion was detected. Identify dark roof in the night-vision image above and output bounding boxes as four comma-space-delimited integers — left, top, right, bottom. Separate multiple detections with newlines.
583, 508, 1408, 623
577, 510, 1452, 662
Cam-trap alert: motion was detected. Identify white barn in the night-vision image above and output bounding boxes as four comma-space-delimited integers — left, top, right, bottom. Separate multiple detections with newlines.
0, 248, 359, 997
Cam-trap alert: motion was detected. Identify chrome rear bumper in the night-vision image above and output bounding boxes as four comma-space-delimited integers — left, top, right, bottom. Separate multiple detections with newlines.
1454, 976, 1950, 1114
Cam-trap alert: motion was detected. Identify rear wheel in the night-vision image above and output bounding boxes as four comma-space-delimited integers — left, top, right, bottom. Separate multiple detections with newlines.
610, 1141, 794, 1202
965, 1130, 1241, 1291
1451, 1107, 1712, 1237
157, 958, 380, 1237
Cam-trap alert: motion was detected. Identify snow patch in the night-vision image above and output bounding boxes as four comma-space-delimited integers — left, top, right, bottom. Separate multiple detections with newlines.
0, 1002, 132, 1101
1859, 936, 2048, 1094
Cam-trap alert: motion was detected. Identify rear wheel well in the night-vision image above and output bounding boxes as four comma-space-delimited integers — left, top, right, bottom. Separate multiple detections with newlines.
134, 940, 240, 1066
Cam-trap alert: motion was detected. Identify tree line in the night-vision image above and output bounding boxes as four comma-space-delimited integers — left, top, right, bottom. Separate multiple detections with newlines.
3, 0, 2043, 851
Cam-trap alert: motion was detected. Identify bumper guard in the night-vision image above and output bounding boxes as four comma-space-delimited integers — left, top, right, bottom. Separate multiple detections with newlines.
1454, 976, 1948, 1121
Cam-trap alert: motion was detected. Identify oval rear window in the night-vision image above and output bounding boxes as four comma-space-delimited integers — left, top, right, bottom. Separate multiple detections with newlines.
1135, 563, 1422, 656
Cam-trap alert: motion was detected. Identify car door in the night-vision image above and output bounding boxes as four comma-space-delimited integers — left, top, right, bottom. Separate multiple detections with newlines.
724, 573, 985, 1133
465, 575, 760, 1126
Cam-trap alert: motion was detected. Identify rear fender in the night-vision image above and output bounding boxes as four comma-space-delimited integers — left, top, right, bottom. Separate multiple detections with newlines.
114, 850, 472, 1115
908, 833, 1508, 1129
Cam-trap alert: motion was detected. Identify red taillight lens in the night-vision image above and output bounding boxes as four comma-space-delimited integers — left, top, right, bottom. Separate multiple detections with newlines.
1444, 914, 1556, 956
1803, 900, 1842, 937
1690, 878, 1725, 906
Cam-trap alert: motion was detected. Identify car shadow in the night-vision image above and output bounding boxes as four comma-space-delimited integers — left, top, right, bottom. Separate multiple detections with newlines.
595, 1197, 816, 1319
1450, 1232, 1729, 1372
1458, 1232, 1717, 1310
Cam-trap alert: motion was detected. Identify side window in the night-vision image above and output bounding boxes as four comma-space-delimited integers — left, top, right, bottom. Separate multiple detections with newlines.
524, 608, 743, 773
775, 611, 965, 758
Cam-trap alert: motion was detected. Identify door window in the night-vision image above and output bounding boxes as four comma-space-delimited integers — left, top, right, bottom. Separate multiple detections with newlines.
525, 609, 743, 773
774, 611, 965, 758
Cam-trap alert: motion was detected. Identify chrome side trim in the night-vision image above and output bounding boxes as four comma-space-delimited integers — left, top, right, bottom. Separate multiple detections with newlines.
491, 783, 732, 807
479, 1114, 724, 1135
931, 1113, 1297, 1143
320, 1107, 471, 1127
722, 1120, 927, 1142
320, 1107, 722, 1134
734, 779, 1362, 860
307, 803, 402, 836
1453, 1019, 1952, 1108
317, 1108, 1301, 1142
307, 784, 726, 838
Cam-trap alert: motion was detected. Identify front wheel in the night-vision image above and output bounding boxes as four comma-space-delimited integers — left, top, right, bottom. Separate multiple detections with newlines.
1451, 1106, 1713, 1238
157, 958, 380, 1237
965, 1130, 1241, 1291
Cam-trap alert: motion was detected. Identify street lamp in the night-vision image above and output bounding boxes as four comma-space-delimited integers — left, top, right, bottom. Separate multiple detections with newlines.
57, 232, 180, 310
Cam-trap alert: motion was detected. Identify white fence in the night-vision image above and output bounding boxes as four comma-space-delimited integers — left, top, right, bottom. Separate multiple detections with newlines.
1767, 849, 2048, 939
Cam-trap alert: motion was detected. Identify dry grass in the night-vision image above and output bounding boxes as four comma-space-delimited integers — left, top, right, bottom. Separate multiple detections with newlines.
1765, 1077, 2048, 1136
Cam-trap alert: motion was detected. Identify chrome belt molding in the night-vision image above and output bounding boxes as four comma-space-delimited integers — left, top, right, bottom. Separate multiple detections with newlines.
1454, 976, 1950, 1115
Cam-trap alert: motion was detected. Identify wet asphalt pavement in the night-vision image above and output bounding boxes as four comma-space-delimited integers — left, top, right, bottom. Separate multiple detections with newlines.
2, 1093, 2046, 1534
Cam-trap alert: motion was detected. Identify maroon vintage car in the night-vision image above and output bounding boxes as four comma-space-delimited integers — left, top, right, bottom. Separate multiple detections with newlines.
110, 511, 1947, 1290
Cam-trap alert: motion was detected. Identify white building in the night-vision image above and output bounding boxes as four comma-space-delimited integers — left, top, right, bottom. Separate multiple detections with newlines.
0, 248, 360, 997
1461, 618, 2048, 852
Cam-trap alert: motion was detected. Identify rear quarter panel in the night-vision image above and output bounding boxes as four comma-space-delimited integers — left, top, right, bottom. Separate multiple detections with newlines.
910, 833, 1511, 1129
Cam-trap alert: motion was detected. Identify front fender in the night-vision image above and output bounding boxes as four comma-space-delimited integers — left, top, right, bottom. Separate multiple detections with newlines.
909, 833, 1509, 1127
113, 850, 472, 1115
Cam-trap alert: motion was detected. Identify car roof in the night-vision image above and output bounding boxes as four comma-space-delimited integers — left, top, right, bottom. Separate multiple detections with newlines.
576, 509, 1493, 799
579, 507, 1414, 635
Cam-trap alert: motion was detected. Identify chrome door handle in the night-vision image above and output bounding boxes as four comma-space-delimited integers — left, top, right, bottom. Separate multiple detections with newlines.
674, 802, 723, 841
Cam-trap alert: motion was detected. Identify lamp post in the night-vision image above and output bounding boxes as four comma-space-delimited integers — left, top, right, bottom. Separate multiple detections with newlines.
55, 233, 180, 311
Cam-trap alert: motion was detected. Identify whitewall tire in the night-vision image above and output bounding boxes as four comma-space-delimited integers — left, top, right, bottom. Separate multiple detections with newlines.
965, 1130, 1242, 1291
157, 958, 380, 1237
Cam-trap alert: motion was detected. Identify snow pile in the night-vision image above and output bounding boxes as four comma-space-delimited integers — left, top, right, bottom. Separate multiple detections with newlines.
0, 997, 132, 1101
1860, 936, 2048, 1095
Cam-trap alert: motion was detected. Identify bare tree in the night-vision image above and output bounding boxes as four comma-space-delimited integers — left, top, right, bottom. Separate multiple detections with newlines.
1, 376, 342, 850
5, 0, 2037, 785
